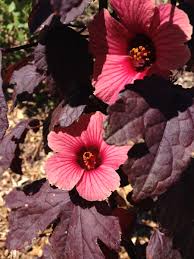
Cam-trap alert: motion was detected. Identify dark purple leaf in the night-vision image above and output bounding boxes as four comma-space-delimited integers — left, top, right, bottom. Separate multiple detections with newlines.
50, 0, 91, 24
34, 43, 48, 73
28, 0, 53, 33
49, 100, 86, 130
0, 119, 39, 175
6, 180, 72, 250
43, 203, 120, 258
6, 180, 121, 258
156, 159, 194, 259
104, 76, 194, 201
179, 1, 194, 71
45, 23, 93, 105
10, 64, 45, 103
146, 230, 182, 259
3, 55, 33, 85
0, 51, 8, 141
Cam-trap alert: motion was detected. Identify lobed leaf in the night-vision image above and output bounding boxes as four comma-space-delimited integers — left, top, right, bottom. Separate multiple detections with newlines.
50, 0, 91, 24
6, 180, 121, 258
34, 43, 48, 73
146, 230, 182, 259
45, 23, 93, 104
43, 203, 120, 258
0, 119, 39, 175
104, 76, 194, 201
156, 159, 194, 258
49, 100, 86, 130
29, 0, 91, 34
28, 0, 53, 33
0, 51, 8, 141
10, 64, 45, 103
6, 179, 72, 250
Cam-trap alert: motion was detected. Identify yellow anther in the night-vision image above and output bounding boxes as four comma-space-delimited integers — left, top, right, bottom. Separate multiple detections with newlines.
129, 44, 153, 67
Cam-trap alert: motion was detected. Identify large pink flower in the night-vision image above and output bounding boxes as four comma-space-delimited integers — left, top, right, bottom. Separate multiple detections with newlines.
89, 0, 192, 104
45, 112, 130, 201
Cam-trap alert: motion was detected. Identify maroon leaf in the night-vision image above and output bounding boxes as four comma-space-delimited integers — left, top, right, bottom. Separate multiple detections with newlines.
34, 43, 48, 73
6, 180, 121, 258
50, 0, 91, 24
156, 159, 194, 258
50, 100, 86, 130
3, 55, 33, 85
179, 1, 194, 71
10, 64, 45, 103
6, 180, 72, 250
112, 208, 136, 238
45, 23, 93, 104
43, 203, 120, 258
0, 119, 39, 175
104, 76, 194, 201
146, 230, 182, 259
0, 51, 8, 141
28, 0, 53, 33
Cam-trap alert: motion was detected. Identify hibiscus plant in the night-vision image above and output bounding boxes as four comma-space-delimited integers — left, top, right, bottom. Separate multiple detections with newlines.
1, 0, 194, 258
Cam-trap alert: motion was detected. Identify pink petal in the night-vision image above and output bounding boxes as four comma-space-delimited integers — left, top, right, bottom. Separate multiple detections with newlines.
81, 112, 105, 147
150, 4, 192, 41
147, 64, 171, 79
48, 114, 92, 153
88, 9, 131, 56
76, 165, 120, 201
156, 43, 190, 70
93, 55, 148, 104
100, 142, 130, 169
152, 23, 191, 70
110, 0, 154, 33
48, 131, 84, 153
149, 4, 192, 70
45, 153, 84, 190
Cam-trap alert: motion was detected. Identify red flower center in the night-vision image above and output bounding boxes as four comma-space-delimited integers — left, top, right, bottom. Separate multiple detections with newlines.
129, 34, 155, 71
77, 147, 101, 170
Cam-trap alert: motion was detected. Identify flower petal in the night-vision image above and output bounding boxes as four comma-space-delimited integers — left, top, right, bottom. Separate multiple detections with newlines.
76, 165, 120, 201
48, 131, 84, 153
48, 114, 92, 153
88, 9, 130, 56
110, 0, 154, 33
81, 112, 105, 147
152, 23, 191, 70
150, 4, 192, 41
150, 4, 192, 70
156, 42, 190, 70
93, 55, 147, 104
100, 143, 130, 169
45, 153, 84, 190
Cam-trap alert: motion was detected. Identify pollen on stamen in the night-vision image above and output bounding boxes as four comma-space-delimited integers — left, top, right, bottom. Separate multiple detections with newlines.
77, 147, 101, 171
128, 34, 156, 71
83, 151, 96, 170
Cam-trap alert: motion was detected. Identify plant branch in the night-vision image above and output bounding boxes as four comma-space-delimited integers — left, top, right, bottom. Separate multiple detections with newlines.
1, 42, 38, 54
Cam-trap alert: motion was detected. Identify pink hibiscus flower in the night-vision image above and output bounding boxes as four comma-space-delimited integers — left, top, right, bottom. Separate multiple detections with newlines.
45, 112, 130, 201
89, 0, 192, 104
